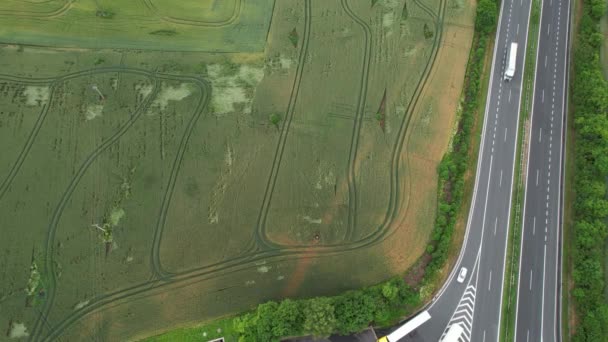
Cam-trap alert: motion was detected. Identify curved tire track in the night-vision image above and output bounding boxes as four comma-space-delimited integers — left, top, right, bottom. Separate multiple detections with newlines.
23, 0, 449, 336
254, 0, 311, 250
341, 0, 373, 242
0, 0, 72, 18
29, 71, 161, 342
0, 89, 55, 201
142, 0, 242, 27
148, 79, 213, 279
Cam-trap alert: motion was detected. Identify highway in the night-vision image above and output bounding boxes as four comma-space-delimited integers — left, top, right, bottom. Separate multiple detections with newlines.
401, 0, 534, 339
513, 0, 571, 338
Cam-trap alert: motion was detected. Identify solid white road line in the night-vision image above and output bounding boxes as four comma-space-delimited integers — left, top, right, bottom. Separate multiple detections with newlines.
429, 0, 508, 307
427, 0, 510, 309
540, 244, 547, 341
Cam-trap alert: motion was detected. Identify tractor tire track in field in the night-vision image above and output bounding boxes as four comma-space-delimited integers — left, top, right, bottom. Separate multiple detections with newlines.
26, 0, 449, 336
341, 0, 373, 242
29, 70, 161, 342
414, 0, 440, 22
369, 0, 446, 243
142, 0, 242, 27
254, 0, 311, 250
0, 90, 55, 201
0, 0, 72, 18
148, 79, 212, 280
0, 66, 219, 341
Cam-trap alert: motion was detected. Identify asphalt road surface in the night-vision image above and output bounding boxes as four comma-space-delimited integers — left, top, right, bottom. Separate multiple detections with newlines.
513, 0, 571, 338
397, 0, 534, 340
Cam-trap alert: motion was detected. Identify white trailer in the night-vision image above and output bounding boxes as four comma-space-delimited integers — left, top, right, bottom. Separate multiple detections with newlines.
377, 311, 431, 342
504, 42, 518, 81
441, 323, 465, 342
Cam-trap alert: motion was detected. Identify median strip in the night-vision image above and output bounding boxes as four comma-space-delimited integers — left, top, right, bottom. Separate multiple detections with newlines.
500, 0, 542, 339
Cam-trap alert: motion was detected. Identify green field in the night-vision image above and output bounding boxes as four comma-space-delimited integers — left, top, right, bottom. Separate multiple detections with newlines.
0, 0, 274, 51
0, 0, 475, 340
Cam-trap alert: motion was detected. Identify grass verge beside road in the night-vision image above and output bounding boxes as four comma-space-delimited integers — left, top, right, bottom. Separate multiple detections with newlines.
141, 316, 239, 342
499, 0, 542, 340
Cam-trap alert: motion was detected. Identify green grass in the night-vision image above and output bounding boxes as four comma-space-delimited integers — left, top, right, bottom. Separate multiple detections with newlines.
142, 316, 238, 342
0, 0, 274, 52
500, 0, 541, 340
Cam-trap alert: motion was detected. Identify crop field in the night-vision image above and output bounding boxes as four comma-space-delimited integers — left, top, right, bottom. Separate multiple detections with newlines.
0, 0, 474, 340
0, 0, 274, 52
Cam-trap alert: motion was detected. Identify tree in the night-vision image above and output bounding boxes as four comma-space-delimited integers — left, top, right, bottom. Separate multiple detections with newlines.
475, 0, 497, 35
381, 281, 399, 301
273, 299, 302, 338
233, 313, 257, 342
269, 113, 282, 129
255, 301, 280, 341
334, 291, 375, 334
302, 297, 337, 338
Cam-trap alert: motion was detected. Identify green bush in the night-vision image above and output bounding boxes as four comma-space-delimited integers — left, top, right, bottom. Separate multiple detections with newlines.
570, 0, 608, 339
475, 0, 498, 35
231, 278, 419, 341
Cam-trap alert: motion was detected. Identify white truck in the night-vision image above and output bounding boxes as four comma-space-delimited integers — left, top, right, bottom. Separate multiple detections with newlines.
441, 323, 465, 342
377, 311, 431, 342
504, 42, 518, 81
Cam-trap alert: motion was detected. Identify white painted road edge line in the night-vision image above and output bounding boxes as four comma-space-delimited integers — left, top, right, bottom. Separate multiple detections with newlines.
540, 244, 547, 341
427, 0, 514, 310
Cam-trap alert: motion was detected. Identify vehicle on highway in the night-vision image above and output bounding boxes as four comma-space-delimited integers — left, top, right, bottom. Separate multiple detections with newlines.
376, 311, 431, 342
504, 42, 518, 81
441, 323, 465, 342
457, 267, 468, 283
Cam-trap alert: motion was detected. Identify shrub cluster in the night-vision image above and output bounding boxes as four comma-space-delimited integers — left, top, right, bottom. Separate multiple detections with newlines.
424, 0, 498, 283
570, 0, 608, 339
233, 278, 419, 341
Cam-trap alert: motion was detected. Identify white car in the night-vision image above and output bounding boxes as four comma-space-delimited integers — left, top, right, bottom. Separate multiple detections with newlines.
457, 267, 468, 283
